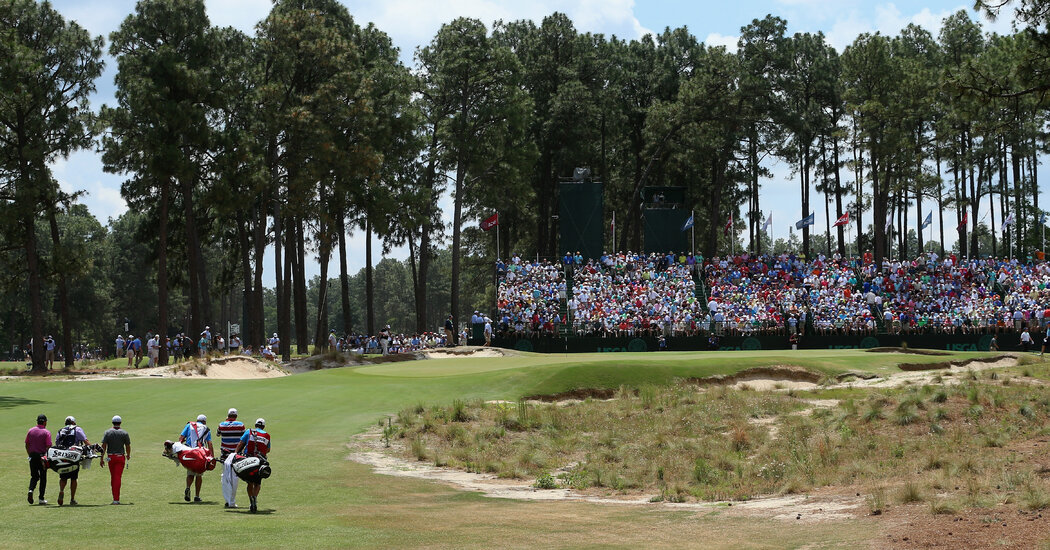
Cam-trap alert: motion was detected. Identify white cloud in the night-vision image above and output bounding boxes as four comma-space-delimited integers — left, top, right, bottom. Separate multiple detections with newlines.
704, 32, 738, 53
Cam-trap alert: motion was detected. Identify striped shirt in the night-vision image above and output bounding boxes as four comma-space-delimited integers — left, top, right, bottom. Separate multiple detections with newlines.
217, 418, 245, 455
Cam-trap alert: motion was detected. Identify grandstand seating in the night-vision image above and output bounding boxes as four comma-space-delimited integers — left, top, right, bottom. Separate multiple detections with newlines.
495, 251, 1050, 338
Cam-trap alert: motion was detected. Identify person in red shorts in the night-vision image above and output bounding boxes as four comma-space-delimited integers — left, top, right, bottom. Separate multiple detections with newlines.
99, 415, 131, 504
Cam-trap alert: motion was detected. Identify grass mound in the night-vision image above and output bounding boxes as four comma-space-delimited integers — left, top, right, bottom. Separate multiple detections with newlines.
389, 375, 1050, 507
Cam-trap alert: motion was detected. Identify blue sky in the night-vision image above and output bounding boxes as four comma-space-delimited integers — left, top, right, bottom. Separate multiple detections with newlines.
47, 0, 1033, 282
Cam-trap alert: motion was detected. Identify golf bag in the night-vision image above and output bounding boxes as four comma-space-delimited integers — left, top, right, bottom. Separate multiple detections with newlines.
230, 455, 271, 483
44, 444, 102, 474
163, 441, 216, 474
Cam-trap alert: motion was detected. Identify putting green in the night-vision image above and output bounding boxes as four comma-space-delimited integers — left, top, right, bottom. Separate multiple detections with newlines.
0, 349, 1003, 548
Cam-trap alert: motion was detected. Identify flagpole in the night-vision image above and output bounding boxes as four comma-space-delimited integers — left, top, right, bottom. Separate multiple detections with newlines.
690, 209, 695, 256
496, 211, 500, 264
612, 211, 616, 253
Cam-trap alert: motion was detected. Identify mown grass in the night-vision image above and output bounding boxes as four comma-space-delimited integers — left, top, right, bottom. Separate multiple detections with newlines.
0, 349, 1025, 548
393, 370, 1050, 510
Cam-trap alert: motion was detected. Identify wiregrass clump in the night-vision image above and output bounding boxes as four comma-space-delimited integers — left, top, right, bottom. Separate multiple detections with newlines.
390, 379, 1050, 505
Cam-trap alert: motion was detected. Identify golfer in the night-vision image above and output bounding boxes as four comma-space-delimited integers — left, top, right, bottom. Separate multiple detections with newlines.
100, 415, 131, 504
25, 414, 51, 505
179, 414, 213, 502
235, 418, 270, 513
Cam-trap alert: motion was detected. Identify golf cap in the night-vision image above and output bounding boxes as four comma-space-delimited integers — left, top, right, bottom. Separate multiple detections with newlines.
273, 333, 278, 338
197, 414, 207, 422
36, 414, 47, 424
112, 415, 122, 424
228, 408, 238, 416
255, 418, 266, 427
65, 416, 75, 425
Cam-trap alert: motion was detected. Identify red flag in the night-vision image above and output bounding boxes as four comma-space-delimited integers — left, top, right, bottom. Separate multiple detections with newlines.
480, 213, 499, 232
832, 212, 850, 227
724, 216, 733, 236
957, 211, 968, 231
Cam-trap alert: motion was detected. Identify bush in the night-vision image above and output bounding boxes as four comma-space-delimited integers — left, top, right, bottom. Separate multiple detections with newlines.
533, 472, 558, 489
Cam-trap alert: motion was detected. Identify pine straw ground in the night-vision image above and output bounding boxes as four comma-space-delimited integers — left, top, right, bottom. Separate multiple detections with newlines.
389, 363, 1050, 520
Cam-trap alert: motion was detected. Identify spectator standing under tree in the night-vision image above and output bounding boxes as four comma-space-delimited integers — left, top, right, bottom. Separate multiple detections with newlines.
1021, 328, 1032, 352
99, 415, 131, 505
444, 315, 455, 347
147, 334, 159, 367
269, 333, 280, 356
178, 414, 213, 502
45, 336, 55, 369
25, 414, 51, 505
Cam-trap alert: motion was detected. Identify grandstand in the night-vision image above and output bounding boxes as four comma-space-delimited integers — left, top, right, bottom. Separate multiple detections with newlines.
491, 251, 1050, 352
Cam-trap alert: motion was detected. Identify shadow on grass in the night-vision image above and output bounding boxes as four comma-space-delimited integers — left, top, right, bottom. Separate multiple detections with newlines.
226, 509, 275, 515
0, 396, 47, 409
168, 501, 222, 506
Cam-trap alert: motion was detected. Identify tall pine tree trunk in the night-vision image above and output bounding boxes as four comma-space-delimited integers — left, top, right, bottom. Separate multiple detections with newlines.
47, 205, 73, 368
294, 217, 308, 355
365, 217, 375, 336
338, 213, 352, 334
158, 179, 170, 366
450, 160, 466, 343
280, 214, 292, 362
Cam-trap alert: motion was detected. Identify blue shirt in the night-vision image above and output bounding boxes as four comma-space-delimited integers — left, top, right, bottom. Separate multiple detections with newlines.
180, 422, 212, 447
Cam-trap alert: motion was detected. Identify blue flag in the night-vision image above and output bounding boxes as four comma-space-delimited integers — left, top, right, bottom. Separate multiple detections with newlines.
1042, 212, 1047, 226
920, 212, 932, 230
681, 214, 694, 232
795, 212, 815, 230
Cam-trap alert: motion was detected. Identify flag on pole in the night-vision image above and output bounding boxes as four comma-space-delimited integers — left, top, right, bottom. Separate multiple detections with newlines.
762, 212, 773, 231
724, 215, 733, 236
884, 209, 894, 234
1041, 212, 1047, 226
920, 211, 932, 230
832, 212, 850, 227
957, 211, 968, 231
795, 212, 815, 230
1002, 213, 1015, 228
682, 214, 694, 232
480, 212, 499, 232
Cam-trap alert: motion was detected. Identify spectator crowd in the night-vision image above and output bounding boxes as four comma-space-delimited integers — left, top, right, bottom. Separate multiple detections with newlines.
495, 250, 1050, 339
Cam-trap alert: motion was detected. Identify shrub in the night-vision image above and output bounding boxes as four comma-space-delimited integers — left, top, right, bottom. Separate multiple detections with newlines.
932, 389, 948, 403
897, 480, 923, 504
1020, 404, 1036, 419
929, 499, 959, 515
693, 458, 717, 484
533, 472, 558, 489
451, 399, 470, 422
866, 485, 886, 515
410, 436, 427, 461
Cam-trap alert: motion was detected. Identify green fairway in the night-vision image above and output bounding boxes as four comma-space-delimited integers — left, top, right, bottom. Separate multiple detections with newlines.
0, 349, 1005, 548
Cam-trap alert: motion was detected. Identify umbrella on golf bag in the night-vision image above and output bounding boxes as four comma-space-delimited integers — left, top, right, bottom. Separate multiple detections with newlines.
162, 441, 216, 474
230, 455, 271, 483
44, 444, 102, 474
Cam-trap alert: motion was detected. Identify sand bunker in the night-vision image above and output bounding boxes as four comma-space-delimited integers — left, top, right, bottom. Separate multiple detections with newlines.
74, 355, 287, 380
424, 347, 507, 359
